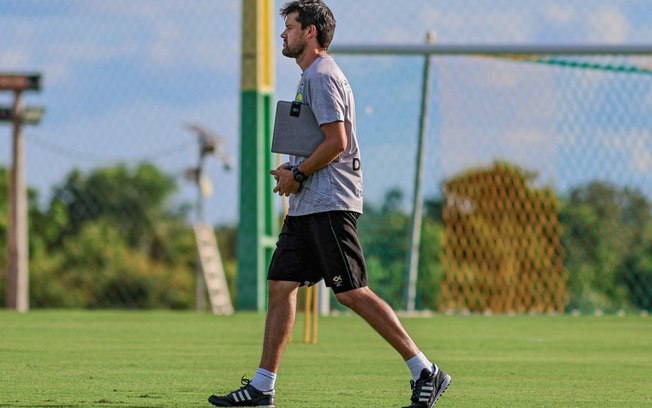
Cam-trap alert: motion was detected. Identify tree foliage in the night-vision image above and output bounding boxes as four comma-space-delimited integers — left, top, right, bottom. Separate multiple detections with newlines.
30, 219, 193, 308
1, 163, 199, 308
358, 188, 444, 310
49, 163, 182, 259
560, 181, 652, 311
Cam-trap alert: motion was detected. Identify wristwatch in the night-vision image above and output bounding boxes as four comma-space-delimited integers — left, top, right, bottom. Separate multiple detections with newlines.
292, 166, 308, 183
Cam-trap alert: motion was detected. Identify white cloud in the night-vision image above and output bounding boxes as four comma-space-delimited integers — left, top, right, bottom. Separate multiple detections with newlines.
586, 6, 629, 43
75, 1, 160, 18
0, 1, 242, 93
630, 133, 652, 173
637, 22, 652, 43
378, 27, 417, 43
646, 87, 652, 111
0, 49, 30, 68
592, 129, 652, 174
440, 10, 535, 43
542, 4, 577, 24
42, 63, 72, 87
50, 41, 141, 64
421, 8, 440, 27
74, 0, 228, 20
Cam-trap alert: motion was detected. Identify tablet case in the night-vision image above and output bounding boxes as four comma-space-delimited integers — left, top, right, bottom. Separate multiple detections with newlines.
272, 101, 324, 157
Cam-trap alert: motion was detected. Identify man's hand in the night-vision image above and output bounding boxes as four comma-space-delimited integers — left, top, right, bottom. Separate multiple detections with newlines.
269, 163, 300, 196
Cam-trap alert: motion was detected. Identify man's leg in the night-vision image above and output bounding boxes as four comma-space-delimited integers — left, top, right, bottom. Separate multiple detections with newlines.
259, 280, 301, 372
335, 286, 418, 359
335, 287, 451, 408
208, 280, 299, 407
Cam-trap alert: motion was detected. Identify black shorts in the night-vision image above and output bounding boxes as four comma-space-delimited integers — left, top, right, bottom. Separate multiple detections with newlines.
267, 211, 368, 293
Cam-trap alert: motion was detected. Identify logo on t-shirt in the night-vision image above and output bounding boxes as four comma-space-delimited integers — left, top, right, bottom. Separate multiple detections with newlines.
295, 81, 304, 102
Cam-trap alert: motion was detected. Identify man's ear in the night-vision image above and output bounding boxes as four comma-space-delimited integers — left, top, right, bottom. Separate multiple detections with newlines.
307, 24, 317, 39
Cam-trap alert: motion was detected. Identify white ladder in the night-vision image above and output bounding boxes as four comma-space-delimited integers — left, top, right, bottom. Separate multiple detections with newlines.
193, 224, 234, 315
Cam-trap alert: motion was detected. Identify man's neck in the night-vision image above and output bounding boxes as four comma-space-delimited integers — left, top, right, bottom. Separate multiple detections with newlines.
297, 48, 327, 71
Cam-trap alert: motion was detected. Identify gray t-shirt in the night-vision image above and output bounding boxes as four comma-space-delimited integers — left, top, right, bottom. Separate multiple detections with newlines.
287, 55, 363, 216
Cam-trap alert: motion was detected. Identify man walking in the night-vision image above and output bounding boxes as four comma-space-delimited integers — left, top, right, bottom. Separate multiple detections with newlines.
209, 1, 451, 406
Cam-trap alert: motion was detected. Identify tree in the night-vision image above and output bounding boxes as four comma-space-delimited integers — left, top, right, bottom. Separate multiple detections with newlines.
619, 222, 652, 311
28, 163, 197, 308
359, 190, 409, 308
358, 188, 444, 310
48, 163, 188, 260
30, 218, 193, 308
560, 181, 652, 311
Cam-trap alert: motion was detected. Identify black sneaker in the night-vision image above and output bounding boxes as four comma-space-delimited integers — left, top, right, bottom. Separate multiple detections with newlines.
208, 376, 275, 407
403, 365, 451, 407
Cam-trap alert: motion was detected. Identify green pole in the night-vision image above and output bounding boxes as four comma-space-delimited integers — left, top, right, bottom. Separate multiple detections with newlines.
238, 0, 276, 311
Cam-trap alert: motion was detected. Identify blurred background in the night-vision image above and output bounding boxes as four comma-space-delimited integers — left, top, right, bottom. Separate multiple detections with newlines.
1, 0, 651, 314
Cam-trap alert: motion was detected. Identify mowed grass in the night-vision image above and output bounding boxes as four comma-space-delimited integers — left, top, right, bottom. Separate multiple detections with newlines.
1, 310, 651, 407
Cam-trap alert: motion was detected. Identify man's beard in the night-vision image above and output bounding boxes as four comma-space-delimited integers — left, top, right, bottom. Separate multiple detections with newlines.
282, 41, 305, 58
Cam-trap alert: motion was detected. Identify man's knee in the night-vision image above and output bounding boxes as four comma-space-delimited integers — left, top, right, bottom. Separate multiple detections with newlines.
334, 291, 351, 307
267, 280, 299, 302
335, 287, 370, 308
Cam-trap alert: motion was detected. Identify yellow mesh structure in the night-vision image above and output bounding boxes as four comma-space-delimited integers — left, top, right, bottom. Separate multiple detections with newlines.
440, 162, 567, 314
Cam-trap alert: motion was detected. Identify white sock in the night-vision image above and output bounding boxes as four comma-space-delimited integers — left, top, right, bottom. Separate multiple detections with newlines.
250, 368, 277, 392
406, 352, 435, 381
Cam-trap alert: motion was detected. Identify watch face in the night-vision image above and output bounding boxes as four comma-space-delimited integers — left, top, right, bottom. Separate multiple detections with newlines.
293, 168, 305, 182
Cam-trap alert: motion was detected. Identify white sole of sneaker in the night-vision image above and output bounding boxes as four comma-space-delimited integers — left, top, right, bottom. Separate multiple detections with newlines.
433, 374, 451, 405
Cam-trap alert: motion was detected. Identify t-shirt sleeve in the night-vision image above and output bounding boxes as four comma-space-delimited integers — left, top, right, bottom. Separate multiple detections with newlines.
309, 74, 345, 126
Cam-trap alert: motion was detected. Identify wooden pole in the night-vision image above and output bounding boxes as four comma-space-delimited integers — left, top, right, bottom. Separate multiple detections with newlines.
7, 90, 29, 312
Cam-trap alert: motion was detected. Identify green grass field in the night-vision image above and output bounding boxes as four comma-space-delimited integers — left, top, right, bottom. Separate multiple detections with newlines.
1, 310, 650, 407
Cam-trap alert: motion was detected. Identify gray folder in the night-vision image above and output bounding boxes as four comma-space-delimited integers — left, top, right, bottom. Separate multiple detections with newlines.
272, 101, 324, 157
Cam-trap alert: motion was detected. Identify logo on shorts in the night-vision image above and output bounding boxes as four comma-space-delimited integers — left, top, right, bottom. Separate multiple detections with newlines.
332, 275, 343, 287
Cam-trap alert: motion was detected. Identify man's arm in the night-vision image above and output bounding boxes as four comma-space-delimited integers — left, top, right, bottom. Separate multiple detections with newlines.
269, 120, 346, 196
297, 120, 346, 174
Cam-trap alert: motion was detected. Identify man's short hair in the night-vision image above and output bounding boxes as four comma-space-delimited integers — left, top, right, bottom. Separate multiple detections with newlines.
280, 0, 336, 50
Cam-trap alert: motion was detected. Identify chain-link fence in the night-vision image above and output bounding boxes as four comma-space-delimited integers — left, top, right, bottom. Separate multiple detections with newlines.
1, 1, 651, 313
341, 50, 652, 314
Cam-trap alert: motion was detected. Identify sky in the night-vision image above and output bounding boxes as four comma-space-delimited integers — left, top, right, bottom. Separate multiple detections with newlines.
1, 0, 651, 226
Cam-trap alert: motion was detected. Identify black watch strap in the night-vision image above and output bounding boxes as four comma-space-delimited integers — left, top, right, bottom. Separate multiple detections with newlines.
292, 166, 308, 182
